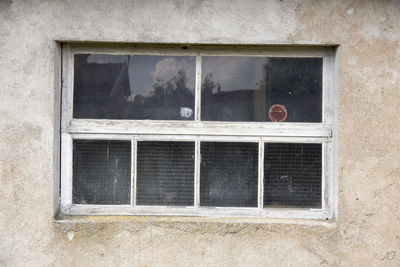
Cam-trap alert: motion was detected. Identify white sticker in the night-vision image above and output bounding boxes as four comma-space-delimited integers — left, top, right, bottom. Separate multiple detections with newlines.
180, 107, 193, 118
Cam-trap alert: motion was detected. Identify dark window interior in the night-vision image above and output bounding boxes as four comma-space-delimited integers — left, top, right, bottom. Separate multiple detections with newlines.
136, 141, 195, 206
73, 140, 131, 205
264, 143, 322, 208
200, 142, 258, 207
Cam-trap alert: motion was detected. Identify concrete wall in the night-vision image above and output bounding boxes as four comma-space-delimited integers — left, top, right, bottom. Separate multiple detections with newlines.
1, 0, 399, 266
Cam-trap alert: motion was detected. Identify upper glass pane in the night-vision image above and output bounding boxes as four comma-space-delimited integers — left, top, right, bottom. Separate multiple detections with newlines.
201, 56, 322, 122
73, 54, 196, 120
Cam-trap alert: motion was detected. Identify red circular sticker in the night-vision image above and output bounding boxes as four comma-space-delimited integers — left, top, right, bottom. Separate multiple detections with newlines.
269, 104, 287, 122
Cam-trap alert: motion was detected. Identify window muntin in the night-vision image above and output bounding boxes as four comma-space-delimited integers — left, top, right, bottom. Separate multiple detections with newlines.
61, 44, 335, 219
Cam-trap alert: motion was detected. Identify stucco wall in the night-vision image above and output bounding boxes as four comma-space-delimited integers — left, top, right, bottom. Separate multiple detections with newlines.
1, 0, 400, 266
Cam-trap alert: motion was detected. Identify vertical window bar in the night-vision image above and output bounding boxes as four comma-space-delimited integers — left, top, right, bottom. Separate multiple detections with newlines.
322, 55, 334, 125
195, 54, 202, 121
258, 140, 264, 211
194, 140, 200, 207
322, 142, 332, 214
328, 142, 334, 218
132, 138, 137, 207
321, 142, 325, 210
61, 133, 73, 211
61, 44, 73, 132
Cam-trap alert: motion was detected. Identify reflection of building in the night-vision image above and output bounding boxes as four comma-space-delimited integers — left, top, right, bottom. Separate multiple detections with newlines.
74, 55, 130, 119
202, 89, 266, 121
74, 55, 195, 120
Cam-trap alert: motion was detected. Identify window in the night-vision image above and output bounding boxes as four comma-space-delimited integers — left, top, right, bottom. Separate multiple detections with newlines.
60, 44, 336, 219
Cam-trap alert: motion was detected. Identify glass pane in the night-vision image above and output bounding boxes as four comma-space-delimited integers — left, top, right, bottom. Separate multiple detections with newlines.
266, 58, 322, 122
136, 141, 194, 206
201, 56, 268, 122
200, 142, 258, 207
201, 56, 322, 122
73, 140, 131, 205
264, 143, 322, 208
73, 54, 196, 120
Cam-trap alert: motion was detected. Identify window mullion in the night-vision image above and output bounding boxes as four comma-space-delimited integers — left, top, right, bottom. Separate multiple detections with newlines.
258, 140, 264, 211
132, 138, 137, 207
195, 54, 202, 121
194, 140, 200, 207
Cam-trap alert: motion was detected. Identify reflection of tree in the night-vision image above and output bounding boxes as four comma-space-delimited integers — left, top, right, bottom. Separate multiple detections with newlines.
266, 58, 322, 122
144, 70, 194, 108
267, 58, 321, 97
202, 73, 220, 96
201, 58, 322, 122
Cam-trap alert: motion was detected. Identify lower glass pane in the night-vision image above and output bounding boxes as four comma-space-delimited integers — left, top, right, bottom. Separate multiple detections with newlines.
264, 143, 322, 208
136, 141, 195, 206
73, 140, 131, 205
200, 142, 258, 207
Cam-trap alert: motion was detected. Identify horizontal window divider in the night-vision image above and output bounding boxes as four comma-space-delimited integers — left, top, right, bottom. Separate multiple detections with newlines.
63, 205, 329, 219
68, 133, 332, 143
65, 121, 332, 138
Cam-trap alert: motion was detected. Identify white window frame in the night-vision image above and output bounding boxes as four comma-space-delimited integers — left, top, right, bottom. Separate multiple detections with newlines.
60, 43, 336, 219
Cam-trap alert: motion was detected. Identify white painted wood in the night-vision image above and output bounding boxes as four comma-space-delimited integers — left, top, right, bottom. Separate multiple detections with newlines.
331, 47, 339, 220
327, 142, 334, 219
60, 44, 336, 220
67, 43, 334, 57
69, 133, 331, 143
258, 141, 264, 210
194, 140, 200, 207
131, 139, 137, 207
66, 204, 328, 219
323, 53, 335, 124
195, 55, 202, 121
66, 120, 333, 138
321, 143, 326, 211
60, 133, 73, 213
60, 44, 73, 132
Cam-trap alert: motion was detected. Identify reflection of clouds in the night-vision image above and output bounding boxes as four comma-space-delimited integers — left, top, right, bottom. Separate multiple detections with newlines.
151, 57, 195, 85
87, 54, 128, 64
202, 56, 266, 91
127, 56, 196, 95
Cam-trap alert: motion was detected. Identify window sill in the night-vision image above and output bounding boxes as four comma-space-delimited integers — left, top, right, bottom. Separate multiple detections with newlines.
55, 213, 337, 228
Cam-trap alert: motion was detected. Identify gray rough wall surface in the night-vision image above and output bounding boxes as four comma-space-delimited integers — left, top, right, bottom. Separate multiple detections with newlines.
1, 0, 400, 266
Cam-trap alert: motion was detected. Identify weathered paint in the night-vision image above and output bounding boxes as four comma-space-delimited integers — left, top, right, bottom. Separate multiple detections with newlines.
1, 0, 400, 266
